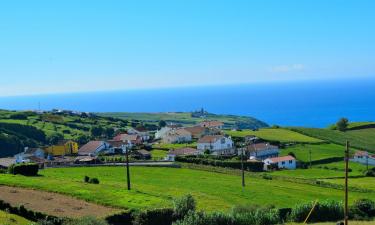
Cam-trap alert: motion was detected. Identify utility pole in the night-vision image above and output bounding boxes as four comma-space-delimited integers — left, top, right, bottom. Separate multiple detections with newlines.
124, 146, 131, 190
344, 141, 349, 225
241, 146, 245, 188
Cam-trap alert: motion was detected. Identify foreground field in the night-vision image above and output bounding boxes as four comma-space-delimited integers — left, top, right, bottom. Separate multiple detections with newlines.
225, 128, 323, 143
0, 166, 374, 212
0, 210, 31, 225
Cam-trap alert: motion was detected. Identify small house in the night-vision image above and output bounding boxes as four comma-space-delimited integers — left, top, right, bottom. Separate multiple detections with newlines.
166, 147, 198, 161
15, 147, 45, 163
199, 121, 224, 129
263, 156, 296, 170
240, 143, 279, 160
44, 140, 79, 156
134, 150, 151, 160
352, 151, 375, 166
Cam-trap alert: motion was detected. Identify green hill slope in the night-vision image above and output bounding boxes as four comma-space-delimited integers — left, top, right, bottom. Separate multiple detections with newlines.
99, 112, 269, 129
289, 127, 375, 152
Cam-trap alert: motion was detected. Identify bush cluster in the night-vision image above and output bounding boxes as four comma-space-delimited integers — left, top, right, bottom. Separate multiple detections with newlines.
0, 200, 62, 224
288, 200, 344, 223
176, 156, 264, 172
350, 199, 375, 220
364, 168, 375, 177
83, 176, 100, 184
8, 163, 39, 176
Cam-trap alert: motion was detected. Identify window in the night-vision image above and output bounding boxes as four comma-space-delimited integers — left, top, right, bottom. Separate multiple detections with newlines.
282, 161, 285, 165
221, 138, 225, 144
289, 160, 293, 164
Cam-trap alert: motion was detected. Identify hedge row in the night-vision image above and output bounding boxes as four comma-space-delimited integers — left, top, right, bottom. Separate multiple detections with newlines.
0, 200, 63, 224
8, 163, 39, 176
176, 156, 264, 172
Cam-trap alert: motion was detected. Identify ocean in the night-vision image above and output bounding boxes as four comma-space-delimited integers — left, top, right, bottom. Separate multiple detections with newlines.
1, 78, 374, 128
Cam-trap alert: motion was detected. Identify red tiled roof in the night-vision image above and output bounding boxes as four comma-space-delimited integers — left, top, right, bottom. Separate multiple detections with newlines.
169, 147, 197, 156
107, 140, 124, 148
166, 129, 191, 137
184, 126, 207, 136
355, 151, 369, 157
246, 143, 278, 152
78, 141, 104, 155
114, 134, 139, 142
267, 155, 295, 163
198, 135, 225, 143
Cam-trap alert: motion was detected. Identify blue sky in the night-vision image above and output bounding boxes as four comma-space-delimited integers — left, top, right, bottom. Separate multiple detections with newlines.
0, 0, 374, 96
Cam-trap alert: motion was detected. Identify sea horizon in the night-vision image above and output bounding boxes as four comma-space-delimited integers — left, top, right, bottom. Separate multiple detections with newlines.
1, 78, 374, 128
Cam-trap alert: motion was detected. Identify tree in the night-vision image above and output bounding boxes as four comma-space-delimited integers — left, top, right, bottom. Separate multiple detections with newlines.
104, 127, 115, 139
75, 134, 90, 145
47, 133, 64, 145
336, 118, 349, 131
159, 120, 167, 128
90, 126, 104, 138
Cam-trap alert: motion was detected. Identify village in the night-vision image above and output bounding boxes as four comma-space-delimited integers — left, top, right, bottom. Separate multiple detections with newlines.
2, 116, 373, 172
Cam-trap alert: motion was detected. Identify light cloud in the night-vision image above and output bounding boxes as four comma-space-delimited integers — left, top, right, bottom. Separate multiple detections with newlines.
269, 64, 305, 73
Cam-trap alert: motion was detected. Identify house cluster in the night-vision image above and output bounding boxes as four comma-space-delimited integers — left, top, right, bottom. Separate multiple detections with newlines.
351, 150, 375, 166
4, 120, 298, 171
156, 121, 297, 170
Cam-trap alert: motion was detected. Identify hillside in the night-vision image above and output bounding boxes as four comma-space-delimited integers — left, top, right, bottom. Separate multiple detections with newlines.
99, 112, 268, 129
289, 127, 375, 152
225, 128, 323, 143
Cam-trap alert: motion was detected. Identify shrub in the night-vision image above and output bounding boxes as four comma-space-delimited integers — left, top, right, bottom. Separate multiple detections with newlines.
262, 174, 272, 180
133, 208, 174, 225
364, 168, 375, 177
349, 199, 375, 220
84, 176, 90, 183
8, 163, 39, 176
89, 178, 100, 184
289, 200, 344, 223
173, 194, 196, 220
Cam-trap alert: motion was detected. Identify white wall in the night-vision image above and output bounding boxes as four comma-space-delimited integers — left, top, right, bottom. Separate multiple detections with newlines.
352, 156, 375, 166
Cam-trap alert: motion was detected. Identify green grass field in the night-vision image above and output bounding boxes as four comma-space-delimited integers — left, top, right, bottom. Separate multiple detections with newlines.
225, 128, 323, 143
280, 143, 355, 162
0, 166, 374, 211
149, 149, 168, 160
313, 161, 373, 177
321, 177, 375, 192
0, 210, 32, 225
289, 127, 375, 152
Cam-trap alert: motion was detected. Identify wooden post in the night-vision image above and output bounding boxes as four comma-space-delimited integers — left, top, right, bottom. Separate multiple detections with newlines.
344, 141, 349, 225
125, 147, 131, 190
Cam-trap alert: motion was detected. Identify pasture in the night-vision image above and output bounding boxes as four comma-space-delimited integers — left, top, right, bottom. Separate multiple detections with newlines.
289, 127, 375, 152
0, 166, 374, 212
280, 143, 353, 162
225, 128, 323, 143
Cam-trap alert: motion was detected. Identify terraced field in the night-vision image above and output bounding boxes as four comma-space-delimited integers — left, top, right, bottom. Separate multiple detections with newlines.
225, 128, 323, 143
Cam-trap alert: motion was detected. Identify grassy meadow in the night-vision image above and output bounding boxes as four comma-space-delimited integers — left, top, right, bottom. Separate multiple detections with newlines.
289, 127, 375, 152
280, 143, 355, 162
0, 210, 32, 225
225, 128, 323, 143
0, 166, 374, 212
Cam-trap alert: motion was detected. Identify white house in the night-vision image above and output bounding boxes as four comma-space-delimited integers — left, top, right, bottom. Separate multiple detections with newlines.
15, 147, 45, 163
166, 147, 198, 161
263, 155, 296, 170
155, 126, 173, 139
240, 143, 279, 160
197, 135, 234, 155
351, 151, 375, 166
162, 129, 192, 144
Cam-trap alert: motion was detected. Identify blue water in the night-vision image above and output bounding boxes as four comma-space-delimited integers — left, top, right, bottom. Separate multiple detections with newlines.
0, 79, 374, 127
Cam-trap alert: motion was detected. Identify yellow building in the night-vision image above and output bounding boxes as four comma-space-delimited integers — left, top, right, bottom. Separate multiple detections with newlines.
45, 140, 79, 156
